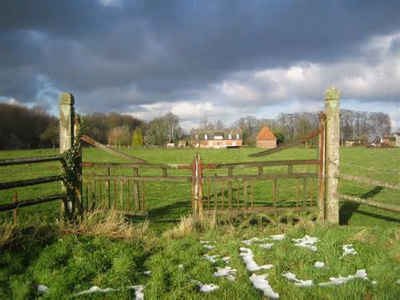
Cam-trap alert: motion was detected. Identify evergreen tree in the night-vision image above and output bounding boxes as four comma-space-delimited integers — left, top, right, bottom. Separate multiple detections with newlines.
132, 127, 144, 147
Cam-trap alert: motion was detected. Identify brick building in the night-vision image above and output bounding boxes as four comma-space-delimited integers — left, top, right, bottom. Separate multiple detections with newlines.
256, 126, 277, 148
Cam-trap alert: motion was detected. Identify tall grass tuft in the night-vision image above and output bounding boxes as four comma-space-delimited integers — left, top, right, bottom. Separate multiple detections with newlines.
58, 209, 149, 240
0, 222, 15, 247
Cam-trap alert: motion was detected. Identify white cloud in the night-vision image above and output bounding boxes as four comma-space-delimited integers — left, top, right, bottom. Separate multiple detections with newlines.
121, 31, 400, 131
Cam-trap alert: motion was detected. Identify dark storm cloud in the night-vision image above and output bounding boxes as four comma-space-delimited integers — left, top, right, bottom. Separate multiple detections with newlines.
1, 0, 400, 110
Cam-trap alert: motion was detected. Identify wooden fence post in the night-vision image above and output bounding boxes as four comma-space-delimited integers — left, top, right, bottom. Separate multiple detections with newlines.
192, 153, 203, 219
59, 93, 75, 218
74, 115, 83, 215
318, 112, 326, 221
324, 87, 340, 224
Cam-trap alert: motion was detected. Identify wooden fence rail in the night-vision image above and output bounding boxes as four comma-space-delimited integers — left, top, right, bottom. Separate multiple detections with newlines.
0, 193, 67, 212
336, 193, 400, 213
0, 175, 64, 190
0, 155, 63, 166
340, 174, 400, 191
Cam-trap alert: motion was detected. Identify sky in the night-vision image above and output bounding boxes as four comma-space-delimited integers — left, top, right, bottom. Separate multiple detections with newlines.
1, 0, 400, 131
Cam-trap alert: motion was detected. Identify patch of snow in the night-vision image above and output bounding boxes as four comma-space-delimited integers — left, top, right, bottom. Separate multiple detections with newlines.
37, 284, 49, 294
222, 256, 231, 262
270, 234, 285, 241
314, 261, 325, 268
192, 280, 219, 293
200, 284, 219, 293
242, 237, 264, 246
239, 247, 273, 272
203, 245, 215, 250
204, 254, 220, 263
259, 243, 274, 250
213, 266, 237, 281
282, 272, 313, 287
319, 269, 369, 286
128, 285, 144, 300
144, 270, 151, 275
292, 235, 319, 251
341, 244, 357, 258
74, 285, 144, 299
74, 286, 117, 296
249, 273, 279, 299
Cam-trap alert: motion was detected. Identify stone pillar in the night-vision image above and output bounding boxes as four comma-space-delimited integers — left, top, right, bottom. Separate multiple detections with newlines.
59, 93, 75, 217
325, 88, 340, 224
59, 93, 75, 154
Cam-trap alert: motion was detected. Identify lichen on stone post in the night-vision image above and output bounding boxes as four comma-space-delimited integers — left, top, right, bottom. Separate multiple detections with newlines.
59, 93, 75, 218
324, 87, 340, 224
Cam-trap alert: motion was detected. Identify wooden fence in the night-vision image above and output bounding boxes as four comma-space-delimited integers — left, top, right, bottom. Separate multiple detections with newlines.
0, 87, 354, 224
337, 174, 400, 213
80, 154, 320, 219
0, 155, 68, 223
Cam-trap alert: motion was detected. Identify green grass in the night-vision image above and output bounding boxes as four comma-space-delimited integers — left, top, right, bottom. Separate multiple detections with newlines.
1, 146, 400, 299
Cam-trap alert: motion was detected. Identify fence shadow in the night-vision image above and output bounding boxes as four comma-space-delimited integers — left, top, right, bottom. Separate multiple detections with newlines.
339, 186, 384, 225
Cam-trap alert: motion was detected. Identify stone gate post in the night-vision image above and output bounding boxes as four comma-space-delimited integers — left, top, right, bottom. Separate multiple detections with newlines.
325, 88, 340, 224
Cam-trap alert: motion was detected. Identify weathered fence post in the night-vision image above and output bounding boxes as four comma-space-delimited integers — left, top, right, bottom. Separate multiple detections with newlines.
192, 153, 204, 220
74, 115, 83, 215
324, 88, 340, 224
318, 112, 326, 221
59, 93, 76, 218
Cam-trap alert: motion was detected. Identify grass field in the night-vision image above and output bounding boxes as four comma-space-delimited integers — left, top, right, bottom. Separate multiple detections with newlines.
0, 146, 399, 299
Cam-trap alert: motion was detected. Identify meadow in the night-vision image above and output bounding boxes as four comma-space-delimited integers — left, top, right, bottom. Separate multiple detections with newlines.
0, 146, 399, 299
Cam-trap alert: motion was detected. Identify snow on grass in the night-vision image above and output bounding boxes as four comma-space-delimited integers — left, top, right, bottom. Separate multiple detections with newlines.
74, 286, 117, 296
239, 247, 273, 272
341, 244, 357, 258
270, 234, 285, 241
73, 285, 144, 299
318, 269, 369, 286
203, 244, 215, 250
242, 237, 265, 246
249, 273, 279, 299
213, 266, 237, 281
204, 254, 219, 263
292, 235, 319, 251
37, 284, 49, 294
282, 272, 313, 287
192, 280, 219, 293
259, 243, 274, 250
128, 285, 145, 300
314, 261, 325, 268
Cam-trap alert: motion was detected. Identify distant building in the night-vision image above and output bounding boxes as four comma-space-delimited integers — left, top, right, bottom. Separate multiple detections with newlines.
192, 130, 242, 149
383, 136, 396, 147
256, 126, 277, 149
394, 133, 400, 147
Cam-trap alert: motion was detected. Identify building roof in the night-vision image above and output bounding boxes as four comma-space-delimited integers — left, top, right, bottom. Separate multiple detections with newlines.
257, 126, 276, 140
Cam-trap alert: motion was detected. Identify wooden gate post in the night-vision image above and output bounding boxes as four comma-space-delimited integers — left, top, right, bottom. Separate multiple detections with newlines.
324, 88, 340, 224
192, 153, 204, 219
59, 93, 75, 218
74, 115, 83, 215
318, 112, 326, 222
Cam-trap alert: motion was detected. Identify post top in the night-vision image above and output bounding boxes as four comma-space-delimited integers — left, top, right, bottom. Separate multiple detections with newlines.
59, 93, 75, 105
325, 87, 340, 101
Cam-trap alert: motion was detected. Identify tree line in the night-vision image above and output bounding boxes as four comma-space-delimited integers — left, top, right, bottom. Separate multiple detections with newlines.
0, 102, 392, 150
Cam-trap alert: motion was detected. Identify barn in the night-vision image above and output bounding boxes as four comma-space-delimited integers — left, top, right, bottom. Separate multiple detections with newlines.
256, 126, 277, 149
